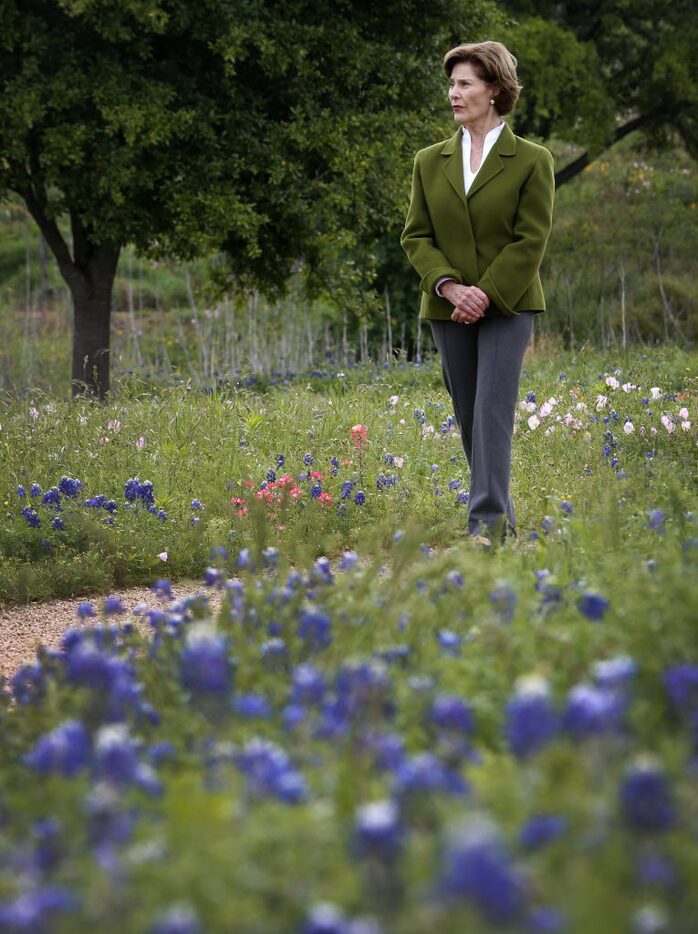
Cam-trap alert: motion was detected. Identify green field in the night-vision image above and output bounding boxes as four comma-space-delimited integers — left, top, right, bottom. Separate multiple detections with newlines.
1, 347, 697, 931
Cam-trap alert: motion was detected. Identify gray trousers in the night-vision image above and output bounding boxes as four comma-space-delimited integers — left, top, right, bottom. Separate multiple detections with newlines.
430, 313, 534, 538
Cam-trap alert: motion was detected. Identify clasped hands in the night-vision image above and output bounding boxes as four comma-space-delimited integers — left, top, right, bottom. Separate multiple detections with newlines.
441, 281, 490, 324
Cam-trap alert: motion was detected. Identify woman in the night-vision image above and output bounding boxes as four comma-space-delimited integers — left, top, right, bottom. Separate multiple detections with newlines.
401, 40, 554, 544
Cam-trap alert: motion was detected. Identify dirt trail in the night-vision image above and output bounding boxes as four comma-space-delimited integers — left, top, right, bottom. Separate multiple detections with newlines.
0, 582, 220, 680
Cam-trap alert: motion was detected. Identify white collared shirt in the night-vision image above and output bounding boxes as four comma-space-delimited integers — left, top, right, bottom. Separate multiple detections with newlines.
462, 121, 505, 193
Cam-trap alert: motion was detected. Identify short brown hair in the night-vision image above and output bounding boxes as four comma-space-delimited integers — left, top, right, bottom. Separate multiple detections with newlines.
443, 41, 522, 116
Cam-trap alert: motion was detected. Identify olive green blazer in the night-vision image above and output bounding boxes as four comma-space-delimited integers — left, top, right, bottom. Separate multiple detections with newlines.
400, 123, 555, 319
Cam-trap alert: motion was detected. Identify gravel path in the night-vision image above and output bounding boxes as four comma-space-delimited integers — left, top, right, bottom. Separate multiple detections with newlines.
0, 582, 221, 680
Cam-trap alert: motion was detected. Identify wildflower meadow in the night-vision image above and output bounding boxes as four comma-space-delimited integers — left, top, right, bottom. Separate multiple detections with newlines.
1, 345, 698, 933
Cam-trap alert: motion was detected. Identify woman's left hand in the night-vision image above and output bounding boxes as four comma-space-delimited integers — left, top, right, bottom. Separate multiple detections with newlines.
447, 285, 490, 324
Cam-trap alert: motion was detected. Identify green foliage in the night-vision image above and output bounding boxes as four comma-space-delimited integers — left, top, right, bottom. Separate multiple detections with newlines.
502, 0, 698, 165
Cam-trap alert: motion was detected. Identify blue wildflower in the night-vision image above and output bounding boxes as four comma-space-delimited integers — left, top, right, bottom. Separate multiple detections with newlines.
354, 491, 366, 505
593, 655, 638, 689
58, 476, 82, 498
560, 500, 573, 515
291, 663, 326, 705
429, 695, 474, 734
519, 814, 567, 850
16, 485, 26, 498
76, 601, 96, 620
506, 678, 559, 759
340, 480, 355, 500
526, 906, 567, 932
152, 579, 174, 600
647, 509, 665, 532
437, 630, 462, 655
235, 737, 307, 803
576, 592, 609, 621
352, 800, 403, 862
562, 683, 624, 739
0, 886, 78, 931
180, 625, 233, 695
393, 752, 467, 797
489, 583, 517, 622
191, 499, 203, 511
440, 817, 526, 924
302, 903, 349, 934
103, 595, 126, 616
303, 453, 314, 466
619, 759, 675, 833
234, 693, 272, 718
664, 664, 698, 712
338, 551, 359, 571
23, 719, 90, 777
21, 507, 41, 528
276, 453, 286, 468
30, 483, 42, 497
298, 611, 332, 650
456, 490, 470, 504
526, 391, 537, 403
310, 483, 322, 498
11, 662, 45, 705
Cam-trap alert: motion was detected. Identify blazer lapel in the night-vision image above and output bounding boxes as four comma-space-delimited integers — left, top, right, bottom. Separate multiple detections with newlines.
467, 122, 517, 199
440, 129, 468, 210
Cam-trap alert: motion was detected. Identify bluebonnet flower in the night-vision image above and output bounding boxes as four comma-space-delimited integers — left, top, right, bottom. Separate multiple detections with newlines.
298, 611, 332, 650
180, 624, 233, 695
303, 453, 314, 466
456, 490, 470, 504
619, 759, 675, 833
30, 483, 42, 497
562, 683, 624, 739
593, 655, 638, 689
310, 483, 322, 498
190, 499, 203, 510
16, 485, 26, 498
505, 677, 559, 759
354, 491, 366, 505
384, 453, 395, 465
210, 545, 229, 562
519, 814, 567, 850
647, 509, 665, 532
236, 548, 252, 570
365, 731, 405, 771
440, 816, 526, 924
292, 663, 326, 705
277, 453, 286, 468
413, 408, 427, 424
448, 478, 462, 490
262, 547, 279, 568
234, 693, 271, 718
663, 664, 698, 713
540, 515, 555, 535
338, 551, 359, 571
330, 456, 340, 476
526, 391, 537, 403
0, 886, 78, 931
437, 629, 462, 655
23, 719, 90, 776
340, 480, 355, 500
393, 752, 467, 797
85, 495, 108, 508
21, 506, 41, 528
560, 500, 573, 515
601, 444, 612, 458
11, 662, 45, 705
302, 903, 349, 934
58, 476, 82, 498
235, 737, 307, 803
77, 601, 97, 620
157, 509, 167, 521
203, 567, 224, 587
576, 592, 609, 621
635, 853, 677, 889
149, 903, 202, 934
352, 800, 403, 861
375, 474, 397, 490
429, 695, 474, 734
152, 579, 174, 600
103, 595, 126, 616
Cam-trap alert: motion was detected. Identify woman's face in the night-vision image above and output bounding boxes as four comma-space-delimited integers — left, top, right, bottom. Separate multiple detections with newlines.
448, 61, 495, 127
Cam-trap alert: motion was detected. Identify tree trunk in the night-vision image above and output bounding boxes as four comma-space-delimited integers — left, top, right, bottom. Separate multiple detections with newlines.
21, 187, 120, 399
71, 274, 116, 399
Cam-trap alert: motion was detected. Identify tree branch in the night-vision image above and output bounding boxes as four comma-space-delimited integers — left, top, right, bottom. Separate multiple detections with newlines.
555, 112, 653, 188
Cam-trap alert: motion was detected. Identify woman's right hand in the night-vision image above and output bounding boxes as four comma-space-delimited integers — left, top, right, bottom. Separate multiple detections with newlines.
440, 281, 490, 324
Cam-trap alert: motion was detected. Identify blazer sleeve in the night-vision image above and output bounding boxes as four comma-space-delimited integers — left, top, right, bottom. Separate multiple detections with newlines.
401, 155, 463, 296
476, 147, 555, 317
